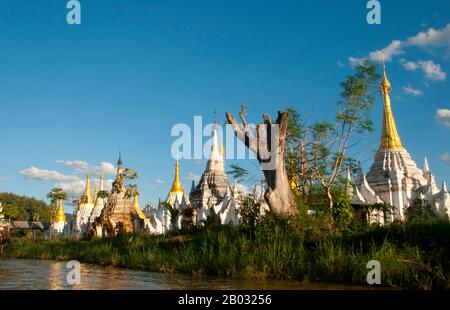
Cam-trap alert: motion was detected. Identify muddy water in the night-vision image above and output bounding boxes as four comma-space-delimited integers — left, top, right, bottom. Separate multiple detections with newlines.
0, 258, 371, 290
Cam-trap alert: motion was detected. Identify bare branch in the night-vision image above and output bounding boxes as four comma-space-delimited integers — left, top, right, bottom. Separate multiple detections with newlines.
239, 104, 248, 128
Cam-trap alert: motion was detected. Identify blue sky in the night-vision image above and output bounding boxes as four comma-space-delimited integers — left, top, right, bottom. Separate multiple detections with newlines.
0, 0, 449, 212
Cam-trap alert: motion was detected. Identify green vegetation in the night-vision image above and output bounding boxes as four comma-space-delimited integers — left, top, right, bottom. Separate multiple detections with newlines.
3, 215, 449, 290
2, 62, 448, 290
0, 193, 50, 224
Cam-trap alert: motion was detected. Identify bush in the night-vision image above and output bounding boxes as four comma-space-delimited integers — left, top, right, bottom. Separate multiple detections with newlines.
405, 198, 441, 224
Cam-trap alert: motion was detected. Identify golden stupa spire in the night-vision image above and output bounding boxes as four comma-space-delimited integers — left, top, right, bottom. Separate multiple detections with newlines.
133, 193, 139, 209
81, 175, 93, 204
55, 199, 67, 224
170, 160, 183, 193
133, 193, 146, 220
380, 52, 403, 150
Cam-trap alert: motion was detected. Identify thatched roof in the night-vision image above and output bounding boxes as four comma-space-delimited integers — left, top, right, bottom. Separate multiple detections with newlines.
12, 221, 44, 230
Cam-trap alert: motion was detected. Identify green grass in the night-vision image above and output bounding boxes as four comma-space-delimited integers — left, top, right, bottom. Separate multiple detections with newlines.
2, 218, 449, 289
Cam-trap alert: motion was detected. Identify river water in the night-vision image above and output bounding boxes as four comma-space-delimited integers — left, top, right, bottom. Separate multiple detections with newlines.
0, 258, 369, 290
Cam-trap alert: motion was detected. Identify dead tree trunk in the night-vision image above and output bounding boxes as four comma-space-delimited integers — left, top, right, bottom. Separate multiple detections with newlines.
226, 105, 298, 216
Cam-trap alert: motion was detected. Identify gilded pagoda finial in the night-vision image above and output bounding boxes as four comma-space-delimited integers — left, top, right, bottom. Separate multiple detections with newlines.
55, 198, 67, 224
379, 54, 403, 150
170, 160, 183, 193
81, 175, 93, 204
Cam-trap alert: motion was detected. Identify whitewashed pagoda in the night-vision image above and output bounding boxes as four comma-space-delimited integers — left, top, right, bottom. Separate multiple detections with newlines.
346, 61, 450, 223
88, 175, 107, 237
166, 160, 191, 209
74, 175, 95, 237
144, 201, 171, 235
189, 115, 242, 225
145, 160, 191, 234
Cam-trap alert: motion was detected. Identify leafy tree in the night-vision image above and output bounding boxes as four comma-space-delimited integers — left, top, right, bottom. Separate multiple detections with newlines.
46, 188, 68, 205
237, 193, 261, 233
0, 193, 51, 223
331, 197, 354, 229
286, 61, 380, 215
3, 204, 19, 221
96, 190, 110, 200
46, 188, 68, 223
227, 164, 250, 183
405, 198, 441, 224
112, 167, 139, 198
110, 167, 140, 235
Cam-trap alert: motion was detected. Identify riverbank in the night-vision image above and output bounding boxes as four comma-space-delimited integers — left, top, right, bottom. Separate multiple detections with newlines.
2, 218, 449, 289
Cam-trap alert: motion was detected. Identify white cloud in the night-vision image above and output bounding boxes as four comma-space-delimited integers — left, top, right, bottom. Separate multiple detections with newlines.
55, 160, 89, 170
88, 162, 116, 176
399, 58, 418, 71
436, 109, 450, 127
418, 60, 446, 81
358, 24, 450, 66
185, 173, 201, 182
56, 180, 86, 197
403, 85, 423, 96
369, 40, 404, 62
153, 179, 165, 185
406, 24, 450, 53
348, 57, 366, 67
440, 153, 450, 165
400, 59, 446, 81
56, 160, 117, 177
20, 167, 80, 182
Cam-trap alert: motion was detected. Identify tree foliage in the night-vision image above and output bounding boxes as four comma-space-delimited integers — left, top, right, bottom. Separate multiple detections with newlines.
0, 192, 50, 223
405, 198, 442, 224
236, 193, 261, 233
285, 61, 380, 213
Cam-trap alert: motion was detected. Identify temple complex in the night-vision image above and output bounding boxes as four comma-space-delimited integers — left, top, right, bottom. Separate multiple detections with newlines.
346, 62, 450, 223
